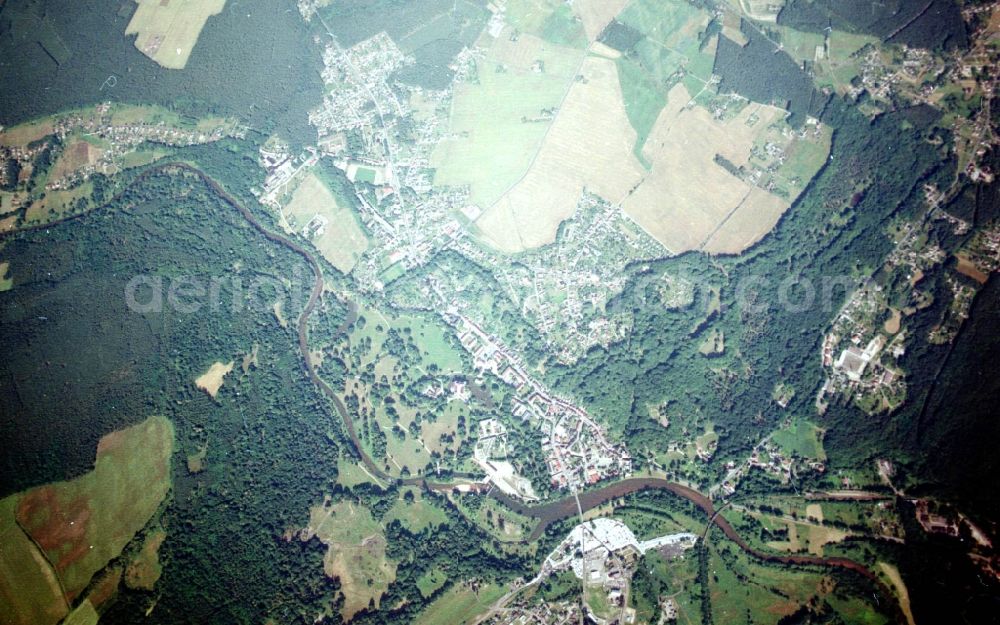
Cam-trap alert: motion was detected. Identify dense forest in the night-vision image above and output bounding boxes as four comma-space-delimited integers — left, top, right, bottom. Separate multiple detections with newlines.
778, 0, 968, 50
713, 18, 828, 127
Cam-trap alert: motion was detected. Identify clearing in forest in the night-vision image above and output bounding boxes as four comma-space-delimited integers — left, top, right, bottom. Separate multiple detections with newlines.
302, 500, 396, 621
125, 529, 166, 590
282, 173, 369, 274
125, 0, 226, 69
194, 360, 234, 398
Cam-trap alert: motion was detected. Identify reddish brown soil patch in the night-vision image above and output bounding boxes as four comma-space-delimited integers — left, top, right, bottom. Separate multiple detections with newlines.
15, 486, 92, 572
86, 566, 122, 609
956, 255, 988, 284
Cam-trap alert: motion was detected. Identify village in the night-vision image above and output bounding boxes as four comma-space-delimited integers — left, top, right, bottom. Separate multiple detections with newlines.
0, 102, 241, 220
445, 310, 633, 493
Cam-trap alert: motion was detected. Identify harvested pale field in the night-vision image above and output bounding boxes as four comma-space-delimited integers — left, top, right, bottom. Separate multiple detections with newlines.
879, 562, 916, 625
573, 0, 629, 41
805, 504, 824, 523
589, 40, 622, 59
476, 56, 644, 252
807, 525, 848, 556
622, 83, 789, 254
956, 254, 989, 284
431, 29, 583, 210
195, 360, 234, 398
283, 173, 368, 274
126, 0, 226, 69
0, 214, 17, 233
304, 500, 396, 621
884, 308, 902, 334
700, 187, 789, 254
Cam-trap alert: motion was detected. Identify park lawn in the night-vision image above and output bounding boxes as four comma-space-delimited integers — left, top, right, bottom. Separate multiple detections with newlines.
772, 420, 826, 461
15, 415, 174, 600
376, 400, 432, 476
401, 314, 466, 372
413, 582, 504, 625
383, 488, 449, 534
337, 455, 384, 488
417, 568, 449, 598
423, 400, 468, 457
450, 493, 535, 543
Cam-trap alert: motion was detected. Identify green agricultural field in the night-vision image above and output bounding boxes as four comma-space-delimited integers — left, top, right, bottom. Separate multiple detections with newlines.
0, 497, 68, 625
772, 420, 826, 460
15, 415, 174, 600
430, 29, 583, 209
383, 488, 449, 534
413, 582, 504, 625
417, 568, 449, 598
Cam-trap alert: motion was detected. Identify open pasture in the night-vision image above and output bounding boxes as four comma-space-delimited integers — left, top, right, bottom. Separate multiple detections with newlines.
383, 488, 449, 534
413, 581, 504, 625
305, 500, 396, 621
771, 420, 826, 460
